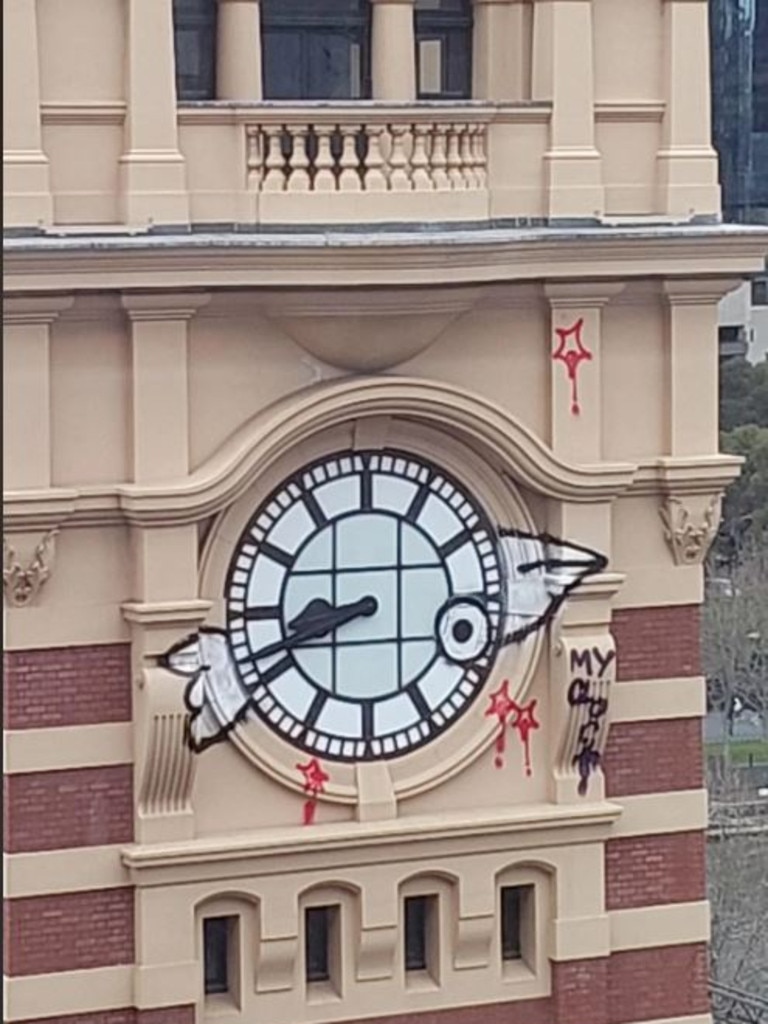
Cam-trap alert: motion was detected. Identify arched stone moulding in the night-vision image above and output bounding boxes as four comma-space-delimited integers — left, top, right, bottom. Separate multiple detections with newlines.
120, 375, 639, 525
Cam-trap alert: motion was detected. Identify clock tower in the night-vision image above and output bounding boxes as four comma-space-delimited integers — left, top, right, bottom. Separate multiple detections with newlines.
3, 3, 768, 1024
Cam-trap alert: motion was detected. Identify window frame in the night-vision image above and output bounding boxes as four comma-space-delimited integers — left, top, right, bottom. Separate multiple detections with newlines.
494, 868, 550, 986
414, 0, 473, 100
261, 0, 373, 101
173, 0, 218, 102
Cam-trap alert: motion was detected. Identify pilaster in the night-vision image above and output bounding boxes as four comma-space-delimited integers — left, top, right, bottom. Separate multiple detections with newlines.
546, 282, 624, 464
217, 0, 262, 100
371, 0, 416, 101
532, 0, 604, 219
472, 0, 531, 102
120, 0, 190, 226
3, 297, 74, 490
656, 0, 720, 218
2, 0, 53, 226
663, 279, 737, 457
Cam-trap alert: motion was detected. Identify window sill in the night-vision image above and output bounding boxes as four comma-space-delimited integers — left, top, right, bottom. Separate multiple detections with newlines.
405, 969, 440, 992
306, 980, 341, 1004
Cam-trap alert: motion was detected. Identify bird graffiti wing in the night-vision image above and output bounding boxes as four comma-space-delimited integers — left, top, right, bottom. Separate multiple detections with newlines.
498, 529, 607, 645
161, 629, 250, 752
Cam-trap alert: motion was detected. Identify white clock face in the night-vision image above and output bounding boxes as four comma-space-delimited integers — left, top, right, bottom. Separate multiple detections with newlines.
225, 450, 504, 760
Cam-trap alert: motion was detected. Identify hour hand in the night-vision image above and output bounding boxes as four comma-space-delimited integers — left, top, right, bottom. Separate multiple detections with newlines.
253, 595, 378, 661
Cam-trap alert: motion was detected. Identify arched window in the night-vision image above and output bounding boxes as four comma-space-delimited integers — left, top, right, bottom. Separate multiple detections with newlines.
173, 0, 217, 100
261, 0, 372, 100
414, 0, 472, 100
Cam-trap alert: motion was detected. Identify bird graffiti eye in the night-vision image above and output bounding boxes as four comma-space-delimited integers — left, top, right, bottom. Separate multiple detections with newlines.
436, 597, 492, 665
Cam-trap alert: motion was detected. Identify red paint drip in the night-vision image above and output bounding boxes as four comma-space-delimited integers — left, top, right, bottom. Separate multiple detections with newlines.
552, 317, 592, 417
509, 698, 540, 777
296, 757, 329, 826
485, 679, 516, 769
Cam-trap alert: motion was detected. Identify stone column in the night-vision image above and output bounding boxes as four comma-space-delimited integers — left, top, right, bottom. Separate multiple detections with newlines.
217, 0, 262, 100
371, 0, 416, 101
3, 297, 73, 490
546, 282, 623, 464
473, 0, 530, 102
656, 0, 719, 218
120, 0, 189, 226
2, 0, 53, 227
531, 0, 603, 219
663, 280, 736, 457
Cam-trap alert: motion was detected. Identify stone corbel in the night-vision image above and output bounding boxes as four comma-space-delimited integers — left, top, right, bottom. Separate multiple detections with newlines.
135, 666, 198, 843
551, 633, 616, 803
3, 528, 58, 607
659, 493, 720, 565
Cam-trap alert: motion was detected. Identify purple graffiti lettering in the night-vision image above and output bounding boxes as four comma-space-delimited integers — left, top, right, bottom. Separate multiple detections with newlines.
567, 655, 610, 796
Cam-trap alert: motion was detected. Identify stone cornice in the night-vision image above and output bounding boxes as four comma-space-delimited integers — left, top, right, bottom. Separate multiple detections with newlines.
3, 224, 767, 293
121, 799, 623, 886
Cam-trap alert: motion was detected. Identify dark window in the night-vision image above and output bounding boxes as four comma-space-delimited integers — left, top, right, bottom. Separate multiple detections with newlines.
305, 905, 337, 983
203, 916, 232, 994
752, 276, 768, 306
754, 0, 768, 133
415, 0, 472, 100
173, 0, 217, 100
501, 886, 530, 961
404, 895, 435, 972
262, 0, 371, 100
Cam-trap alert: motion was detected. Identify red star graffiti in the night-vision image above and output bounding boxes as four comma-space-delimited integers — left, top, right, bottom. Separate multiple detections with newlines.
296, 757, 329, 825
486, 681, 540, 775
552, 317, 592, 415
509, 698, 540, 778
485, 679, 518, 769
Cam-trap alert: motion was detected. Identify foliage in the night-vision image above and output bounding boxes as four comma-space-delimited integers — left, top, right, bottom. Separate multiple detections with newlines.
717, 358, 768, 554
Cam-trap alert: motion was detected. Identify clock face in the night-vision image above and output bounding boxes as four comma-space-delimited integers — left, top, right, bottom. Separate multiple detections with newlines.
225, 449, 504, 761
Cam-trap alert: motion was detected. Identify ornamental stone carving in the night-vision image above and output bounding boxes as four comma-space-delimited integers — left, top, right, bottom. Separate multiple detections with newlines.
659, 495, 720, 565
3, 529, 58, 607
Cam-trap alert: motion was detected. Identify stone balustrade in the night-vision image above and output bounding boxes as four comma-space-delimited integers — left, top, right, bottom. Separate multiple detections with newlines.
236, 104, 493, 223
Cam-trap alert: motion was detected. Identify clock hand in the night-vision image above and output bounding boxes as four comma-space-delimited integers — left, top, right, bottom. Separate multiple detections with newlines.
252, 595, 378, 661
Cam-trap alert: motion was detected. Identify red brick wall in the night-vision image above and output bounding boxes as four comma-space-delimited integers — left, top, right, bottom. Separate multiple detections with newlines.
553, 958, 608, 1024
604, 718, 704, 797
4, 644, 132, 730
608, 943, 710, 1023
16, 1009, 195, 1024
4, 888, 135, 976
612, 605, 701, 680
4, 765, 134, 853
606, 831, 707, 910
343, 997, 553, 1024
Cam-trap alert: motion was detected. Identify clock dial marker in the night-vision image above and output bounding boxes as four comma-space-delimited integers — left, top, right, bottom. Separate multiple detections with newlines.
258, 541, 294, 569
438, 529, 472, 559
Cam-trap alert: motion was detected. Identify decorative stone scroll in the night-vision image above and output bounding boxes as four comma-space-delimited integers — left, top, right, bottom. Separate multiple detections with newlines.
3, 529, 58, 607
136, 668, 197, 841
554, 635, 616, 798
659, 494, 720, 565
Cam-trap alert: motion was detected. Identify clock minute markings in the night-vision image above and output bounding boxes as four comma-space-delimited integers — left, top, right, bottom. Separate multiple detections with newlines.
242, 604, 281, 620
258, 541, 294, 568
438, 529, 472, 559
302, 488, 327, 529
360, 464, 373, 511
405, 480, 431, 524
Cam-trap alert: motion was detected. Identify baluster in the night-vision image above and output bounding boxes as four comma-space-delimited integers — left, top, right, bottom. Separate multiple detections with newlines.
430, 125, 450, 190
459, 125, 476, 188
338, 125, 362, 191
285, 124, 311, 191
410, 123, 433, 191
388, 124, 412, 191
473, 125, 488, 189
313, 125, 336, 192
446, 126, 465, 189
363, 125, 388, 192
262, 125, 286, 191
246, 127, 262, 191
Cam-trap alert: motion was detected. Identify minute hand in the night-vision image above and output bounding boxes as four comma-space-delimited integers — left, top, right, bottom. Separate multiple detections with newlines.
252, 596, 378, 661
